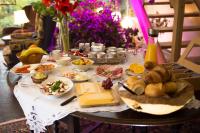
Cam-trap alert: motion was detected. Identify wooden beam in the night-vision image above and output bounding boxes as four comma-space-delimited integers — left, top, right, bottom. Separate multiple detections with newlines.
148, 12, 200, 18
170, 0, 175, 8
171, 0, 185, 62
144, 0, 193, 5
160, 41, 189, 49
194, 0, 200, 11
154, 25, 200, 33
144, 1, 170, 5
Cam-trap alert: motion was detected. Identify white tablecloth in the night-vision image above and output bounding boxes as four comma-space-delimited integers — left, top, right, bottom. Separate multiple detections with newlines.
14, 51, 144, 133
13, 51, 200, 133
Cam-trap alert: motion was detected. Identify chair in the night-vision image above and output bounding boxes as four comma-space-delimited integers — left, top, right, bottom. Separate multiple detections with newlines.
2, 5, 56, 69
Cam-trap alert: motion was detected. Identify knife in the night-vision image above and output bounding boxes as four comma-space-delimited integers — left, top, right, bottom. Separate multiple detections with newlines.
118, 82, 136, 95
60, 95, 77, 106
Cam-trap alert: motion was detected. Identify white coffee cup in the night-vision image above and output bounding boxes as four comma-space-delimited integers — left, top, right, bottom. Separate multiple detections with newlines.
97, 52, 106, 59
88, 52, 97, 58
107, 52, 116, 58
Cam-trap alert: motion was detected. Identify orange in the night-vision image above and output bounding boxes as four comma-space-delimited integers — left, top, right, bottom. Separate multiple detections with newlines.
129, 63, 138, 72
133, 65, 145, 74
129, 63, 145, 74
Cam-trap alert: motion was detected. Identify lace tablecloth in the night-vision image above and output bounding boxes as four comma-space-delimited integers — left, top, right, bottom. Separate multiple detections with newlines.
13, 52, 200, 133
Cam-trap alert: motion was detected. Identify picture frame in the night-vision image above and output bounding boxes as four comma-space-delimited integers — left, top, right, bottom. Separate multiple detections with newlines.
0, 0, 16, 5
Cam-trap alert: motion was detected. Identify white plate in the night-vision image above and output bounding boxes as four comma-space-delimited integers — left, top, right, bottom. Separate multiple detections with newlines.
10, 64, 40, 75
120, 96, 191, 115
40, 76, 73, 97
34, 62, 58, 73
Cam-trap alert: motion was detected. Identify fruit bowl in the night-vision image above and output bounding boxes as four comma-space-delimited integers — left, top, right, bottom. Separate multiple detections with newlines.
16, 45, 47, 64
72, 58, 94, 71
17, 52, 44, 64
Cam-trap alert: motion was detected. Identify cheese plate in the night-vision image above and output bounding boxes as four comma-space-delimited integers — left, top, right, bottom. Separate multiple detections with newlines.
75, 82, 120, 107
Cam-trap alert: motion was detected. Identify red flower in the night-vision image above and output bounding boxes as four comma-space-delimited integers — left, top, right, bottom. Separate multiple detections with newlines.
54, 0, 79, 15
42, 0, 51, 6
42, 0, 79, 15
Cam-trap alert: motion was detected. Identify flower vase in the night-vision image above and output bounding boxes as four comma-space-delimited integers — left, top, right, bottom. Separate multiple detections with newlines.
59, 17, 70, 52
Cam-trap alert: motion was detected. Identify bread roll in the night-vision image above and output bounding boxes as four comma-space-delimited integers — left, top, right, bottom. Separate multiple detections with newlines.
145, 83, 164, 97
126, 76, 138, 87
144, 61, 155, 70
129, 80, 146, 95
163, 82, 177, 94
152, 65, 170, 82
144, 71, 162, 84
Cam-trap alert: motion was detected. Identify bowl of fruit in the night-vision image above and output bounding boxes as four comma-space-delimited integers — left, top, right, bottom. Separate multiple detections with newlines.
17, 44, 47, 64
71, 58, 94, 71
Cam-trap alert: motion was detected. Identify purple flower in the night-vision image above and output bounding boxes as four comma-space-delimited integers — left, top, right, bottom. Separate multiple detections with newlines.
69, 0, 137, 48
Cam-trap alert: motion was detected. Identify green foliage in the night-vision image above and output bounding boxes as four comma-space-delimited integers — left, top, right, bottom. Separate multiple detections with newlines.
32, 1, 56, 17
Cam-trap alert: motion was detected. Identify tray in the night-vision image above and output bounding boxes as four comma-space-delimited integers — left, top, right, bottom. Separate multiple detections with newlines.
119, 82, 194, 115
88, 55, 126, 64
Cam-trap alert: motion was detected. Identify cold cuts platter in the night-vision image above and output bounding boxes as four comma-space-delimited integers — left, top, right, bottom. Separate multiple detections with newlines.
96, 65, 123, 79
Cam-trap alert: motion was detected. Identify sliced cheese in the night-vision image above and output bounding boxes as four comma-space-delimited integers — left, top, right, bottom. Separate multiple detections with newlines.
79, 91, 114, 107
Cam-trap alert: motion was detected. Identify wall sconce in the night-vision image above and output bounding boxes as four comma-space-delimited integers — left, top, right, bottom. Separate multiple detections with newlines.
14, 10, 30, 29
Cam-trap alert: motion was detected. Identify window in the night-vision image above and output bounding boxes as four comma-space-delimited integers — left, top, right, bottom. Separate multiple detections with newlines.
0, 0, 39, 36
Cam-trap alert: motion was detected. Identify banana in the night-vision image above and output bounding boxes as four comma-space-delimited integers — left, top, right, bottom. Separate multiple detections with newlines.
20, 47, 47, 57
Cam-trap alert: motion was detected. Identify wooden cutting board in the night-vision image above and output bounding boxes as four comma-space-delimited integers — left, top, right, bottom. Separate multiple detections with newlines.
75, 82, 120, 108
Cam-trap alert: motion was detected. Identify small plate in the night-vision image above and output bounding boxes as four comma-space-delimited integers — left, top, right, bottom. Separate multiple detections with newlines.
125, 69, 142, 76
63, 72, 91, 82
39, 76, 73, 97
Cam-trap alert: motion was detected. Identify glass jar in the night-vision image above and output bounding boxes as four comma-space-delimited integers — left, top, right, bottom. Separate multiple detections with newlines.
144, 28, 159, 64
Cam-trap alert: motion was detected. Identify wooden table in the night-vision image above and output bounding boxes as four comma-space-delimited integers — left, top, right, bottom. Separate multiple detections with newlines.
5, 71, 200, 133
